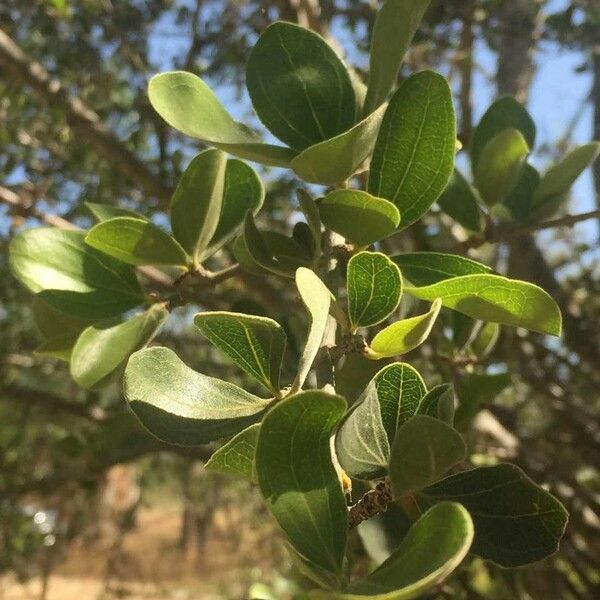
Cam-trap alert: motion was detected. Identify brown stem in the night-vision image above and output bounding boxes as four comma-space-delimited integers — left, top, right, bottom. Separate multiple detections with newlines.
348, 481, 393, 530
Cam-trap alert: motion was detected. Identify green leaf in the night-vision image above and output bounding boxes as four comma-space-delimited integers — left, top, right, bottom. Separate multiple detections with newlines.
347, 252, 402, 329
170, 149, 227, 261
35, 332, 81, 362
368, 71, 456, 229
194, 311, 286, 394
437, 169, 485, 232
363, 0, 432, 115
469, 322, 500, 358
246, 22, 356, 150
475, 129, 529, 206
534, 142, 600, 206
85, 217, 189, 267
148, 71, 296, 167
368, 299, 442, 359
471, 97, 536, 172
256, 391, 348, 590
32, 296, 91, 340
86, 202, 146, 222
454, 372, 511, 428
291, 105, 386, 185
9, 228, 145, 319
313, 502, 473, 600
205, 423, 260, 482
320, 191, 400, 246
422, 464, 568, 567
335, 353, 388, 404
297, 189, 322, 259
123, 346, 271, 446
392, 252, 492, 287
292, 268, 332, 391
390, 415, 466, 497
500, 163, 540, 223
404, 274, 562, 336
70, 304, 169, 390
417, 384, 455, 425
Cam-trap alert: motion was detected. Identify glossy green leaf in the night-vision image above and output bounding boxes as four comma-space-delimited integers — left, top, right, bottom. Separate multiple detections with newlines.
9, 228, 145, 319
313, 502, 473, 600
368, 299, 442, 359
363, 0, 432, 114
471, 97, 536, 171
123, 346, 271, 446
148, 71, 296, 167
422, 464, 568, 567
368, 71, 456, 229
392, 252, 492, 287
86, 202, 146, 222
297, 189, 322, 259
85, 217, 189, 266
417, 384, 455, 425
246, 22, 356, 150
292, 268, 332, 391
256, 391, 348, 590
320, 191, 400, 246
194, 311, 286, 394
437, 169, 485, 232
205, 423, 260, 482
347, 252, 402, 329
454, 372, 511, 428
291, 105, 386, 184
405, 274, 562, 336
475, 129, 529, 206
170, 149, 227, 261
390, 415, 466, 497
70, 304, 169, 390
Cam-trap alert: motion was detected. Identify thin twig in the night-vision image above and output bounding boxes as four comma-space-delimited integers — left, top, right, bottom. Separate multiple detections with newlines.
348, 481, 393, 530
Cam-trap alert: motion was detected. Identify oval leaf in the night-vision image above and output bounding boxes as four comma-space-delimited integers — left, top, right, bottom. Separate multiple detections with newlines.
320, 191, 400, 246
422, 464, 568, 567
205, 423, 260, 482
246, 22, 356, 150
437, 169, 485, 232
123, 346, 271, 446
347, 252, 402, 329
256, 391, 348, 590
368, 71, 456, 229
194, 311, 286, 394
501, 162, 540, 223
148, 71, 296, 167
416, 384, 455, 425
86, 202, 146, 222
71, 304, 169, 390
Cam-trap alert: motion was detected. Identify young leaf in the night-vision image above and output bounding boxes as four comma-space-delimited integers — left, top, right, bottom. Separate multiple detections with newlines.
70, 304, 169, 390
246, 22, 356, 150
256, 391, 348, 590
454, 372, 511, 428
389, 415, 466, 497
297, 189, 322, 259
170, 149, 227, 262
148, 71, 296, 167
313, 502, 473, 600
123, 346, 271, 445
86, 202, 146, 222
368, 71, 456, 229
417, 384, 455, 425
347, 252, 402, 329
85, 217, 189, 267
437, 169, 485, 232
368, 299, 442, 359
475, 129, 529, 206
194, 311, 286, 394
471, 97, 536, 171
292, 268, 332, 391
422, 464, 568, 567
404, 274, 562, 336
205, 423, 260, 482
290, 105, 387, 185
9, 228, 145, 319
320, 191, 400, 246
363, 0, 432, 115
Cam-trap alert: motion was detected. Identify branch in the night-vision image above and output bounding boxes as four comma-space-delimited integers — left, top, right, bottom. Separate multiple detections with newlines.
348, 481, 393, 530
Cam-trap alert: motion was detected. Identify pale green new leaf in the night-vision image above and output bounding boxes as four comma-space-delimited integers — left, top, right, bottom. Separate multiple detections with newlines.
123, 347, 271, 445
70, 304, 169, 390
347, 252, 402, 329
148, 71, 296, 167
390, 415, 466, 497
368, 299, 442, 359
475, 129, 529, 206
320, 191, 400, 246
205, 423, 260, 482
256, 391, 348, 590
86, 202, 146, 222
368, 71, 456, 229
312, 502, 473, 600
194, 311, 286, 394
9, 228, 144, 319
363, 0, 432, 114
437, 169, 485, 232
246, 22, 356, 150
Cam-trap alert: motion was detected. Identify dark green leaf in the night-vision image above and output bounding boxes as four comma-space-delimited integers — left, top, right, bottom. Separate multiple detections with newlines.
437, 169, 485, 232
417, 384, 455, 425
500, 163, 540, 223
454, 372, 511, 428
297, 189, 322, 259
35, 331, 81, 362
205, 423, 260, 482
